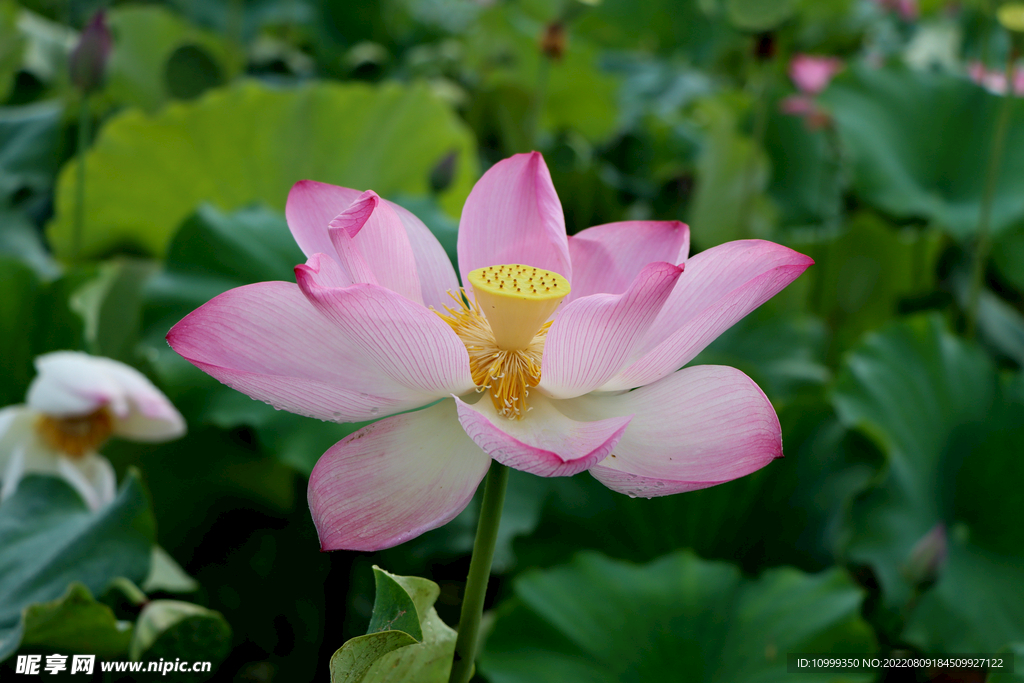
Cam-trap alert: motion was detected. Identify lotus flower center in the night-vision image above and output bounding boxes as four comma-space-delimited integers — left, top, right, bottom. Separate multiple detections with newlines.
437, 264, 570, 420
36, 408, 114, 458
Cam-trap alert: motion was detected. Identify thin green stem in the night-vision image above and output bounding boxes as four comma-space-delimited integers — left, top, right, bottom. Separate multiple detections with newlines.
73, 95, 91, 262
966, 50, 1015, 337
448, 462, 509, 683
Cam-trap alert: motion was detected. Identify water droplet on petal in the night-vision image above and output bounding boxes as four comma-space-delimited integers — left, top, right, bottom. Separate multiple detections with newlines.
369, 407, 380, 415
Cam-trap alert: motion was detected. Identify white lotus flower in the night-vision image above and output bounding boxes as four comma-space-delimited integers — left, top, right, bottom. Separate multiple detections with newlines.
0, 352, 185, 510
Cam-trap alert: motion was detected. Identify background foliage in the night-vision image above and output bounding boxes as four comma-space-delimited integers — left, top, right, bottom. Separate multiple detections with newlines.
1, 0, 1022, 680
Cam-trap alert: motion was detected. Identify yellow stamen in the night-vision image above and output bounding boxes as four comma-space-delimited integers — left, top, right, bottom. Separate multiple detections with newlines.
36, 408, 113, 458
437, 264, 569, 419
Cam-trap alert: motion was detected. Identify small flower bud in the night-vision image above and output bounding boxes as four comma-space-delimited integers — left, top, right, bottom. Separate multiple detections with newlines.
69, 11, 112, 95
429, 151, 459, 194
903, 523, 948, 587
540, 22, 567, 61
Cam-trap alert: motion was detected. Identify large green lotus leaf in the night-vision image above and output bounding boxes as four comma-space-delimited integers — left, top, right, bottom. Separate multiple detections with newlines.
129, 600, 231, 668
821, 64, 1024, 240
0, 210, 59, 279
0, 472, 155, 661
103, 5, 242, 111
834, 316, 1024, 651
480, 551, 875, 683
0, 255, 88, 406
139, 204, 361, 476
726, 0, 798, 30
0, 101, 64, 204
330, 567, 456, 683
781, 211, 942, 358
464, 4, 619, 143
560, 0, 737, 61
8, 582, 133, 660
763, 107, 843, 228
688, 94, 775, 248
47, 80, 478, 258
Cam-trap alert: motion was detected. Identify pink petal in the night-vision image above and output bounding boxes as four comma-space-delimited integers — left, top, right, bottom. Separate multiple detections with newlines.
286, 180, 458, 309
541, 262, 684, 399
561, 365, 781, 498
456, 152, 571, 293
167, 282, 438, 422
454, 395, 630, 477
294, 252, 352, 289
294, 270, 474, 397
789, 54, 843, 95
308, 399, 491, 551
602, 240, 812, 391
566, 221, 689, 301
328, 190, 423, 304
286, 180, 362, 259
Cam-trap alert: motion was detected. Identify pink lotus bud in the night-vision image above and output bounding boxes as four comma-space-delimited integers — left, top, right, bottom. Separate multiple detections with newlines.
69, 12, 112, 95
789, 54, 843, 95
904, 523, 948, 586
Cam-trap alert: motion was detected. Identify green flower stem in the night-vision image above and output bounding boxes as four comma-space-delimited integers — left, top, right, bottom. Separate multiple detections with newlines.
448, 461, 509, 683
966, 50, 1016, 338
73, 95, 91, 262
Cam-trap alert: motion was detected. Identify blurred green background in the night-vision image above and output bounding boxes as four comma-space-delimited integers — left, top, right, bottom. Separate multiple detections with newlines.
1, 0, 1023, 681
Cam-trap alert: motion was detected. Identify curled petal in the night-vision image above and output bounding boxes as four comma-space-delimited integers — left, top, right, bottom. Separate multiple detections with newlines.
27, 352, 185, 441
167, 282, 439, 422
286, 180, 458, 308
308, 400, 491, 551
294, 274, 474, 398
567, 221, 689, 301
541, 262, 683, 399
603, 240, 813, 391
561, 365, 782, 498
328, 190, 423, 303
457, 152, 571, 292
454, 394, 630, 477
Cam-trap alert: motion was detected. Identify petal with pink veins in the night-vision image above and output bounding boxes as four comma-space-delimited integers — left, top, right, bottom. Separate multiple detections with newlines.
541, 262, 684, 399
328, 191, 423, 304
286, 180, 458, 308
167, 282, 441, 422
308, 399, 491, 551
457, 152, 571, 292
602, 240, 813, 391
567, 221, 689, 301
294, 253, 352, 289
294, 273, 474, 397
454, 394, 630, 477
560, 365, 782, 498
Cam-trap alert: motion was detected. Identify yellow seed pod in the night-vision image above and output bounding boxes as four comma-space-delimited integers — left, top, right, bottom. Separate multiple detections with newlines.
468, 264, 570, 350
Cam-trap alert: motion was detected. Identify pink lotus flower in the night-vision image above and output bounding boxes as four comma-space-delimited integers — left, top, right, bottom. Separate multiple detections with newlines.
782, 55, 843, 130
168, 153, 812, 551
789, 55, 843, 96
